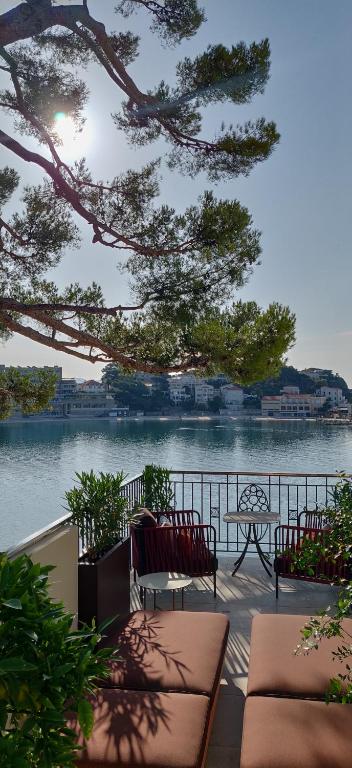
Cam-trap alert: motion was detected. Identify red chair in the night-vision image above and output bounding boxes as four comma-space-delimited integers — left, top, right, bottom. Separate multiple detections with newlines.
274, 510, 348, 598
131, 510, 217, 597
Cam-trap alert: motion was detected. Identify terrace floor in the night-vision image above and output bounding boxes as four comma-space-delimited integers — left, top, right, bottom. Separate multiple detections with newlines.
130, 555, 338, 768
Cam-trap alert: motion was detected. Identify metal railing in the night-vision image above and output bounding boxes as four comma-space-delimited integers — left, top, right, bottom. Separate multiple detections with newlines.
7, 473, 144, 558
169, 471, 346, 554
7, 470, 348, 559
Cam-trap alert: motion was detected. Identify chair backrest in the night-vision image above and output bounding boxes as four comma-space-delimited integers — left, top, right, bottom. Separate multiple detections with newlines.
238, 483, 270, 515
274, 523, 348, 582
297, 509, 326, 529
131, 523, 214, 577
156, 510, 201, 527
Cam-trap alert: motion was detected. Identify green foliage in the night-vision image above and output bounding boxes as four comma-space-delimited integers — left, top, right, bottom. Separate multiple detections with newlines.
0, 553, 114, 767
65, 470, 130, 561
0, 367, 57, 420
0, 179, 79, 289
176, 40, 271, 105
142, 464, 174, 513
0, 166, 19, 207
115, 0, 205, 45
245, 365, 350, 398
291, 478, 352, 577
190, 302, 296, 383
292, 479, 352, 704
296, 581, 352, 704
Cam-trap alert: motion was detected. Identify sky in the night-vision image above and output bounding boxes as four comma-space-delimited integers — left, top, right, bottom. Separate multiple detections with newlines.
0, 0, 352, 382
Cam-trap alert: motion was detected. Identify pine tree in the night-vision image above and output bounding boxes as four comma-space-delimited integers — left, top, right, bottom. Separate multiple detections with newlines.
0, 1, 295, 415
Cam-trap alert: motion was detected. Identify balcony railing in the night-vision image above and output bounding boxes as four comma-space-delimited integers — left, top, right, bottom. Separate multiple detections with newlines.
169, 471, 343, 553
6, 470, 346, 609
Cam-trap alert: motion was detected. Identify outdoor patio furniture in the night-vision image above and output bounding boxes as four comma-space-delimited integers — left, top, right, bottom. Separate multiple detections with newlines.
240, 697, 352, 768
274, 516, 348, 598
70, 609, 229, 768
136, 571, 193, 609
247, 613, 352, 699
103, 609, 229, 697
223, 483, 279, 576
131, 510, 217, 597
240, 612, 352, 768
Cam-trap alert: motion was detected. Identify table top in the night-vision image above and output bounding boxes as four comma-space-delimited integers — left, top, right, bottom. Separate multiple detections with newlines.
223, 511, 280, 524
137, 572, 193, 591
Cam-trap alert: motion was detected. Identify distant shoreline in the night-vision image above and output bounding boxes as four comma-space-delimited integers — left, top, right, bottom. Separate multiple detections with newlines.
1, 413, 352, 426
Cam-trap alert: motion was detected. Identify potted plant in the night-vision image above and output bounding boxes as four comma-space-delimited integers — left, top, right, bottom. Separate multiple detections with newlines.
142, 464, 174, 516
65, 470, 131, 627
0, 553, 114, 767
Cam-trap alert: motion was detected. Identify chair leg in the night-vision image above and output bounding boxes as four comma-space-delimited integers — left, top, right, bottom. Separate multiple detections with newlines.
275, 571, 279, 599
213, 571, 217, 599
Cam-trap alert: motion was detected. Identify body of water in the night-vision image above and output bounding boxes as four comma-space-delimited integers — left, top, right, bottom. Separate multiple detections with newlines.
1, 417, 352, 550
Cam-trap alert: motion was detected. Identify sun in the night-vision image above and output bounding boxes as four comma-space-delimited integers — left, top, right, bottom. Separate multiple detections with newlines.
53, 112, 92, 159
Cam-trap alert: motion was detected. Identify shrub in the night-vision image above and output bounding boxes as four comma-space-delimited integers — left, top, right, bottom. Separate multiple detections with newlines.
295, 477, 352, 703
0, 553, 114, 767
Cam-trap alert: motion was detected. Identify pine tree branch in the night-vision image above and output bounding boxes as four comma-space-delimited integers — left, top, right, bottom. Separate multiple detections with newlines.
0, 307, 207, 373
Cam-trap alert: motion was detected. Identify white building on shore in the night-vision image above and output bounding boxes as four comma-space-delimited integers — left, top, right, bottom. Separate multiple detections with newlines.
221, 384, 244, 411
194, 381, 215, 406
261, 387, 326, 418
168, 374, 196, 405
315, 386, 347, 407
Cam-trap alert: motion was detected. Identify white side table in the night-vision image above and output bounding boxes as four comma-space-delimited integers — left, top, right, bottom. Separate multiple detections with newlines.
137, 571, 192, 610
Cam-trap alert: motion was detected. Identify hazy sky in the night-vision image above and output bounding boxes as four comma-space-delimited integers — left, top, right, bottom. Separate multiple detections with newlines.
1, 0, 351, 382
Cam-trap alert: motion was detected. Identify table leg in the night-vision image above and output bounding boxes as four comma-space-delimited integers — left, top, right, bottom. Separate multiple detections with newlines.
232, 524, 252, 576
253, 524, 272, 577
181, 587, 184, 610
143, 587, 146, 609
172, 589, 175, 610
153, 589, 156, 610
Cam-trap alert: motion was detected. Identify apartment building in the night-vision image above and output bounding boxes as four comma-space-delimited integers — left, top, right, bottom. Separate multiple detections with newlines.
220, 384, 244, 410
261, 387, 326, 418
168, 374, 196, 405
315, 386, 347, 407
194, 381, 215, 406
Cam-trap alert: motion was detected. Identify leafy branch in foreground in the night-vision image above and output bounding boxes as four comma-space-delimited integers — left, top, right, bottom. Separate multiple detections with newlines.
294, 478, 352, 703
0, 553, 115, 767
0, 366, 57, 419
0, 1, 294, 387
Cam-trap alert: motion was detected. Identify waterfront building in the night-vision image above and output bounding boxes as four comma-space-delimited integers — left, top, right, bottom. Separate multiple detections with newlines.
221, 384, 244, 410
51, 378, 113, 417
194, 381, 215, 406
168, 374, 195, 405
78, 379, 104, 393
261, 387, 326, 417
316, 385, 348, 407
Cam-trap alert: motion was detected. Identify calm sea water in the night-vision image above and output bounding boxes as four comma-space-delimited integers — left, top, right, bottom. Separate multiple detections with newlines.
1, 418, 352, 550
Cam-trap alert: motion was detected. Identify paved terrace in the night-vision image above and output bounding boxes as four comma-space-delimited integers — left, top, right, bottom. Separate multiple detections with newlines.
130, 555, 337, 768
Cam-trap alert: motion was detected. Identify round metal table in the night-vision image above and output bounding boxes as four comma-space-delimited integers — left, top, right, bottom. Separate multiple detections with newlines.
137, 571, 192, 610
223, 511, 280, 576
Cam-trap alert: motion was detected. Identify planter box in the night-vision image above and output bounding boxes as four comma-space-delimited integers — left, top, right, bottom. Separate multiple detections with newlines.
78, 537, 130, 627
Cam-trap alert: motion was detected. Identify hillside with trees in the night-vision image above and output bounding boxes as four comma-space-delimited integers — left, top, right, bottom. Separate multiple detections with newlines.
245, 366, 351, 400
